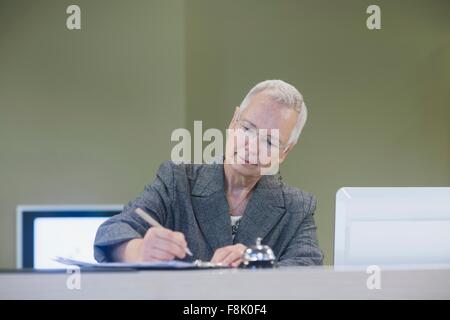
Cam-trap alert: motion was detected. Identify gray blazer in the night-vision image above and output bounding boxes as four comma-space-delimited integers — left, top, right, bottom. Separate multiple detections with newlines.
94, 161, 324, 266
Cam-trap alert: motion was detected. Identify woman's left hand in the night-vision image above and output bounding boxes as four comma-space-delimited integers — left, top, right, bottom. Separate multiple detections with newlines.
210, 243, 247, 267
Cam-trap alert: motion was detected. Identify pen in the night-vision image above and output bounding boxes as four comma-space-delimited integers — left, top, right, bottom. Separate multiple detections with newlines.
134, 207, 193, 256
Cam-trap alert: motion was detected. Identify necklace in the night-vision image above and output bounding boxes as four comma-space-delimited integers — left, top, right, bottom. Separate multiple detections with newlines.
231, 216, 242, 237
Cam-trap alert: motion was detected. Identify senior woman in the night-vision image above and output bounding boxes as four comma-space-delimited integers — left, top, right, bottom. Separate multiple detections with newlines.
94, 80, 323, 267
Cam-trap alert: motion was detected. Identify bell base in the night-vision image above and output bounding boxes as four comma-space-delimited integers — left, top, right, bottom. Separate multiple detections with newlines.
242, 260, 276, 269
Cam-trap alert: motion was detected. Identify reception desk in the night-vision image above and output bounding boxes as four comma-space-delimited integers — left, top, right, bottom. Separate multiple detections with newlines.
1, 266, 450, 299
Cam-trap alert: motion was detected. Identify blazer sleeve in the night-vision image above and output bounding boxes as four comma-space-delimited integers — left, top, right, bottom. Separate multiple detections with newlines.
93, 161, 175, 262
277, 194, 324, 267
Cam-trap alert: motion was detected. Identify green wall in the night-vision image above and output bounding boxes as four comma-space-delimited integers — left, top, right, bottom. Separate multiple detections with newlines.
0, 0, 186, 268
185, 0, 450, 265
0, 0, 449, 268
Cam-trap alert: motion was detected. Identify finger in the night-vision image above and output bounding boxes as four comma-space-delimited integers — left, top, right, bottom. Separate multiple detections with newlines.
235, 244, 247, 253
141, 246, 172, 262
210, 250, 223, 264
148, 247, 175, 261
214, 250, 235, 264
172, 232, 188, 248
221, 245, 246, 266
231, 259, 243, 268
211, 248, 232, 264
221, 251, 243, 266
156, 229, 187, 249
152, 237, 186, 259
151, 227, 176, 241
153, 228, 187, 251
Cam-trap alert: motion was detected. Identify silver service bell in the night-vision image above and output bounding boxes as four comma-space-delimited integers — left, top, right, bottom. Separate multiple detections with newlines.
242, 237, 276, 268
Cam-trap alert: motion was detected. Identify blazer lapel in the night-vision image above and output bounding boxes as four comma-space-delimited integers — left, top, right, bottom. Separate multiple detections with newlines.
191, 164, 233, 252
190, 163, 287, 252
233, 174, 286, 247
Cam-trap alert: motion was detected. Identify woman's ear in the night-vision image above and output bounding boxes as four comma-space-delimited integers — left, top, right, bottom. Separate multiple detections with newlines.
279, 143, 294, 164
228, 106, 240, 129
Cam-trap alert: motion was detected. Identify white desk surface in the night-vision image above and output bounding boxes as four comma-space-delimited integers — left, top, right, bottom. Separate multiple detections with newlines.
1, 266, 449, 299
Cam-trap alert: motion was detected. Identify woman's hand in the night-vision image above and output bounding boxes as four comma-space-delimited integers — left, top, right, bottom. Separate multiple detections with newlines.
211, 243, 247, 267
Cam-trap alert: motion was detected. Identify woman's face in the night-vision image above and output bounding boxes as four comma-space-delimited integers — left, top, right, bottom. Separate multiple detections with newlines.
225, 92, 298, 177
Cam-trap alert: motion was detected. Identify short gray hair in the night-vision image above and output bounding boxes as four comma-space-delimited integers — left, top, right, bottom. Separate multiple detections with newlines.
239, 80, 308, 146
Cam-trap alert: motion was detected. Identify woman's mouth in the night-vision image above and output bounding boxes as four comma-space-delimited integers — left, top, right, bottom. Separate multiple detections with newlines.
236, 153, 258, 166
